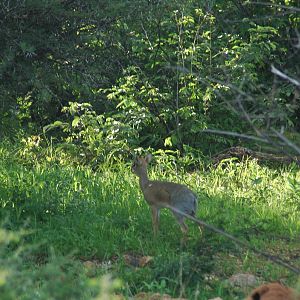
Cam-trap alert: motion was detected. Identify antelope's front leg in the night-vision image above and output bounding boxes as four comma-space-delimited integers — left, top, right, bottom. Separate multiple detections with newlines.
151, 206, 160, 237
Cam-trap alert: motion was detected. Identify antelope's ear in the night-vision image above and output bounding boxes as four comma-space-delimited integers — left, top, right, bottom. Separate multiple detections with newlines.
145, 154, 152, 163
133, 156, 140, 165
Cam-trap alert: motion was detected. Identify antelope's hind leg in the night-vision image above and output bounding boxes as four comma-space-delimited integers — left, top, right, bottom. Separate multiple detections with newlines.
173, 213, 189, 244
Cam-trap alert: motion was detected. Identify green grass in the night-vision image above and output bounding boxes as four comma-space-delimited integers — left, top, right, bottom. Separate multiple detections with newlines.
0, 144, 299, 299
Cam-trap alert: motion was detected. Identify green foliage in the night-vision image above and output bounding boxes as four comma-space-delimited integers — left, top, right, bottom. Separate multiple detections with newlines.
100, 8, 239, 154
1, 3, 300, 297
0, 227, 122, 300
98, 2, 298, 154
44, 101, 136, 165
0, 142, 299, 299
1, 1, 299, 154
0, 0, 129, 135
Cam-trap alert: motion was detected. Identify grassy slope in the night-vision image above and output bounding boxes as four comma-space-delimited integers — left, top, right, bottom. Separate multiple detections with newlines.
0, 145, 299, 299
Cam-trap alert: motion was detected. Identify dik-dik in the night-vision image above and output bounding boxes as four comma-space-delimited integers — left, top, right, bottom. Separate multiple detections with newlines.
131, 154, 198, 238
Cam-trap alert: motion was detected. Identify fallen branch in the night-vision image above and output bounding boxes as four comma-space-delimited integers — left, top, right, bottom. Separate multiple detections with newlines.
212, 146, 300, 166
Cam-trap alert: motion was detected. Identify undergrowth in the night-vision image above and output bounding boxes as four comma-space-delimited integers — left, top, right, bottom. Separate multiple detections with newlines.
0, 142, 299, 299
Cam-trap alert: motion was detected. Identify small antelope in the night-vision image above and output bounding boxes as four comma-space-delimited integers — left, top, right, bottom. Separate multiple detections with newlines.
131, 154, 198, 238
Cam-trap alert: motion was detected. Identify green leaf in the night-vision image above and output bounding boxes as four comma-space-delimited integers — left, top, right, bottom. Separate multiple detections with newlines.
164, 137, 172, 147
72, 116, 80, 127
53, 121, 63, 126
43, 121, 67, 132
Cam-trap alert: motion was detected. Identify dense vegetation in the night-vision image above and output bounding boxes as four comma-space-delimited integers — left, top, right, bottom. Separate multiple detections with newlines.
1, 0, 300, 157
0, 1, 300, 299
1, 144, 299, 299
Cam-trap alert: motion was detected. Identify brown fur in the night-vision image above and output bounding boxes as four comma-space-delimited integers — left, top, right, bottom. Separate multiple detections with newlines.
246, 283, 299, 300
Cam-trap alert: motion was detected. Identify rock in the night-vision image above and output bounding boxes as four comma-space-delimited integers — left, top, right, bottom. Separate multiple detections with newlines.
82, 259, 112, 270
228, 273, 258, 288
134, 292, 186, 300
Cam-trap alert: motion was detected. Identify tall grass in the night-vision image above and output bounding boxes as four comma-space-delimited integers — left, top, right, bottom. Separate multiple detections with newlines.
0, 143, 299, 299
